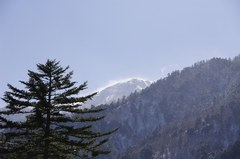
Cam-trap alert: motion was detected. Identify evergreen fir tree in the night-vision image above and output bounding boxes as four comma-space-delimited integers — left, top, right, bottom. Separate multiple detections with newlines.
0, 60, 115, 159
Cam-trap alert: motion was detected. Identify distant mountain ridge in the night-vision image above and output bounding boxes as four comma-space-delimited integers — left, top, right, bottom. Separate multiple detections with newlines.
85, 78, 151, 107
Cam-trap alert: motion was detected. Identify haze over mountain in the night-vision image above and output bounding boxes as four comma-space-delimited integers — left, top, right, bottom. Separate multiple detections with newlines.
93, 55, 240, 159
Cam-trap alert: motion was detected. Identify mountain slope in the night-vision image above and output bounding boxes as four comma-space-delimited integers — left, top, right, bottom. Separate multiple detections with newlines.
95, 56, 240, 159
122, 81, 240, 159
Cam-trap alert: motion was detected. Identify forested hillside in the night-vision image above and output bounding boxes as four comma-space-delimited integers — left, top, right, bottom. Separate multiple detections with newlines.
95, 56, 240, 159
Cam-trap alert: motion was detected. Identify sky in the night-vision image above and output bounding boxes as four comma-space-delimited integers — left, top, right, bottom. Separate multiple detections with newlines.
0, 0, 240, 106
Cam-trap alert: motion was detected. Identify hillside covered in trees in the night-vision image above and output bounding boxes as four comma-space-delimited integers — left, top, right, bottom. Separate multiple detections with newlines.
95, 55, 240, 159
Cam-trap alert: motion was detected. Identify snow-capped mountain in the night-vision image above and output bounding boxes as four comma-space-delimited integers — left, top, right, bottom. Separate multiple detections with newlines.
85, 78, 151, 107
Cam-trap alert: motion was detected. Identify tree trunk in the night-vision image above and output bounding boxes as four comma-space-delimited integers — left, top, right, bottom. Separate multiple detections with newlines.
44, 74, 52, 159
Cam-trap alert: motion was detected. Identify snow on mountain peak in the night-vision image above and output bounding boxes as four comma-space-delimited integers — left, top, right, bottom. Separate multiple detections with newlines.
85, 78, 152, 107
97, 78, 151, 93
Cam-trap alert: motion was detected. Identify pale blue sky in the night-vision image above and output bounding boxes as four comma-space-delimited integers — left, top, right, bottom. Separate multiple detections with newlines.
0, 0, 240, 106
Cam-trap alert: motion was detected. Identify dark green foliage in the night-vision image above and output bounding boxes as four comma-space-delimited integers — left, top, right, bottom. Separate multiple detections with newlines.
0, 60, 114, 159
